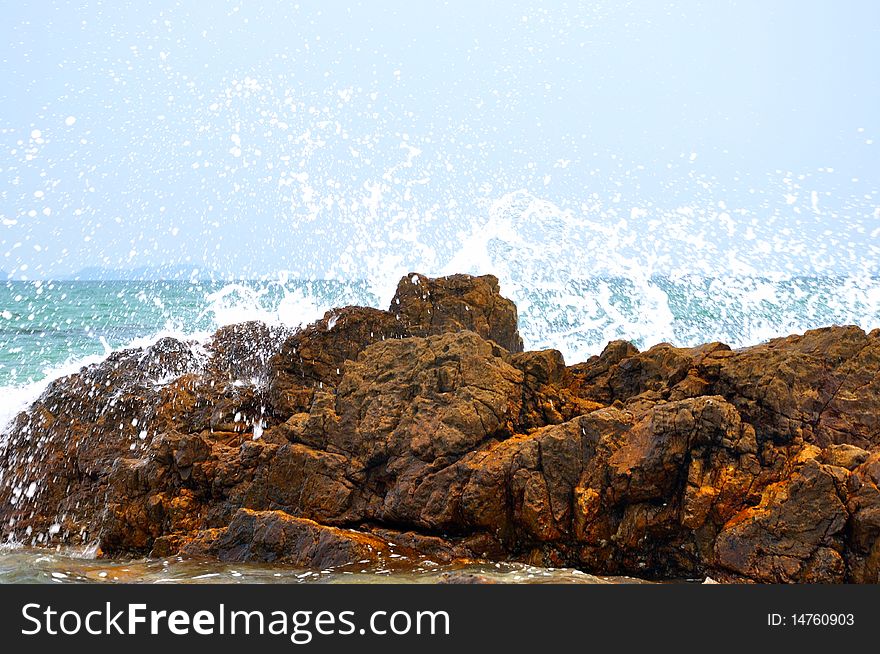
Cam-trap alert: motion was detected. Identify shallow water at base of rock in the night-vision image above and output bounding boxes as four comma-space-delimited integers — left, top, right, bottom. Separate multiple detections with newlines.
0, 546, 652, 584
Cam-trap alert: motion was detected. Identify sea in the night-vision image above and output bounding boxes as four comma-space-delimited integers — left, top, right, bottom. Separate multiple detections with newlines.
1, 273, 878, 583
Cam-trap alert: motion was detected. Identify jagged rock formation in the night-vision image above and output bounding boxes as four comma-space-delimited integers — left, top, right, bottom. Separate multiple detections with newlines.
1, 273, 879, 583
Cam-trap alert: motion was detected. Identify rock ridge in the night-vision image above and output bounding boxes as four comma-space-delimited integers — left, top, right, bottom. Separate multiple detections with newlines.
1, 273, 879, 583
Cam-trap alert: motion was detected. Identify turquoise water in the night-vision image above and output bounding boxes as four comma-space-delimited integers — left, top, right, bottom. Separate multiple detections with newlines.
0, 279, 377, 387
2, 276, 879, 391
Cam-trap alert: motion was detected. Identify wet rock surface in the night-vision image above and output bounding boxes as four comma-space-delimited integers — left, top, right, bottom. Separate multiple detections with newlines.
1, 273, 879, 582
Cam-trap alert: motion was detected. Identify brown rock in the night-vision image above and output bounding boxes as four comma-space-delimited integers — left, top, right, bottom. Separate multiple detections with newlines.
183, 508, 395, 567
846, 452, 880, 583
267, 307, 409, 416
1, 274, 879, 584
714, 460, 848, 582
391, 272, 523, 352
512, 348, 602, 430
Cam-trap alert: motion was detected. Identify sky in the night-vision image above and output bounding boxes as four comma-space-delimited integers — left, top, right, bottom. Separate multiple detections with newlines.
1, 0, 878, 280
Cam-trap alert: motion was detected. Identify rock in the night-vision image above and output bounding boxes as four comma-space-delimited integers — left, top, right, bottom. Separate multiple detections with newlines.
266, 272, 524, 417
714, 460, 848, 583
181, 508, 397, 567
512, 349, 602, 430
822, 443, 870, 470
207, 321, 291, 383
568, 340, 640, 406
391, 273, 523, 353
1, 273, 879, 583
569, 326, 880, 450
710, 327, 878, 448
846, 452, 880, 583
367, 528, 475, 563
267, 307, 409, 416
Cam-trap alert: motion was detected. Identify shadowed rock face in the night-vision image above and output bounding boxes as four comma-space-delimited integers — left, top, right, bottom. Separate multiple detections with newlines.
1, 273, 879, 583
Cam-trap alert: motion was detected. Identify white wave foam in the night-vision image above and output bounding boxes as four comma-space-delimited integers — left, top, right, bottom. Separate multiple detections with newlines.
2, 190, 879, 432
431, 189, 880, 362
1, 352, 109, 440
199, 281, 330, 330
1, 280, 330, 436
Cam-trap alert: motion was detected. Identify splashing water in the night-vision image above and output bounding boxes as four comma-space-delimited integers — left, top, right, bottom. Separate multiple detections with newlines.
2, 221, 879, 438
0, 277, 377, 430
0, 2, 878, 584
2, 4, 878, 415
2, 184, 880, 430
443, 190, 880, 361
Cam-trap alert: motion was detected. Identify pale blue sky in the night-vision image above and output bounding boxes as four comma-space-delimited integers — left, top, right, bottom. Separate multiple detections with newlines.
1, 0, 878, 279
